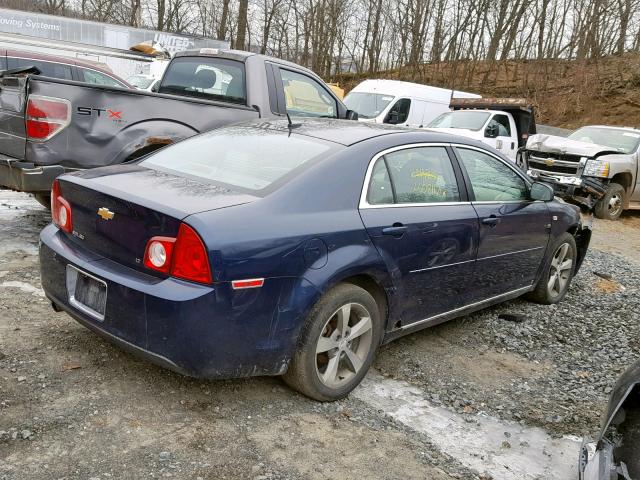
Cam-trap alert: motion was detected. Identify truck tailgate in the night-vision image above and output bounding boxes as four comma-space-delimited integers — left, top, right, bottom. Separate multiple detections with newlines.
0, 75, 27, 160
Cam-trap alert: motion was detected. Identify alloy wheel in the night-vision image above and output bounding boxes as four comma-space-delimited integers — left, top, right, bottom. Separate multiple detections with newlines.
608, 193, 623, 218
315, 302, 373, 389
547, 242, 573, 297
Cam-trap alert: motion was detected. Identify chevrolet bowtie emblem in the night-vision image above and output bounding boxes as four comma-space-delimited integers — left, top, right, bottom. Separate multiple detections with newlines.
544, 158, 555, 166
97, 207, 115, 220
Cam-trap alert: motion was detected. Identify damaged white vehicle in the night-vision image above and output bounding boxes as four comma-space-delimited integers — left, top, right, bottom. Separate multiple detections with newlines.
525, 126, 640, 220
580, 360, 640, 480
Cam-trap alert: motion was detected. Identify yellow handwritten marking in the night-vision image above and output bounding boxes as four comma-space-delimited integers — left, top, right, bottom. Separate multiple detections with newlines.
411, 169, 439, 180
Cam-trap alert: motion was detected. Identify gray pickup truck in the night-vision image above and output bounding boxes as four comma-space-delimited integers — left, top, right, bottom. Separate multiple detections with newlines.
525, 125, 640, 220
0, 48, 355, 204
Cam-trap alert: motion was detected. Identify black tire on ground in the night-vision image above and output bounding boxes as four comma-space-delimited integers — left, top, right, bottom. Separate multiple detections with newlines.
526, 232, 577, 305
594, 182, 626, 221
283, 283, 383, 401
33, 193, 51, 209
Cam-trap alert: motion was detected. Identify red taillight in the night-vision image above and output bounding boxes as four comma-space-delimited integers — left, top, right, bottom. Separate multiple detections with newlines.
143, 223, 212, 284
51, 179, 72, 233
143, 237, 176, 274
26, 96, 70, 141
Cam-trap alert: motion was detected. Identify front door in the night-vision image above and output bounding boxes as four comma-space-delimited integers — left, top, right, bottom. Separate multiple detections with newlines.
359, 145, 479, 327
454, 146, 551, 299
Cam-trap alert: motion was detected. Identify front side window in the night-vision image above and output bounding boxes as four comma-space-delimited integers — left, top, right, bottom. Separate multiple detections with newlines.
384, 98, 411, 124
366, 147, 460, 205
344, 92, 394, 119
159, 57, 246, 104
79, 68, 126, 87
457, 148, 528, 201
280, 69, 337, 118
141, 125, 337, 193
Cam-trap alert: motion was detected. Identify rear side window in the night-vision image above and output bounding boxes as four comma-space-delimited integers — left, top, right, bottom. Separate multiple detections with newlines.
366, 147, 460, 205
159, 57, 246, 104
8, 57, 72, 80
79, 68, 126, 87
141, 126, 337, 192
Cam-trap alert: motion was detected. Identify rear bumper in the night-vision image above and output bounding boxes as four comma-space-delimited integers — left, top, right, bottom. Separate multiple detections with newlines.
39, 224, 318, 379
0, 156, 68, 193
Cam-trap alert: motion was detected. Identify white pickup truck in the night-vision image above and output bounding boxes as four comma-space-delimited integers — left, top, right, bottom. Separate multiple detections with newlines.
425, 98, 536, 163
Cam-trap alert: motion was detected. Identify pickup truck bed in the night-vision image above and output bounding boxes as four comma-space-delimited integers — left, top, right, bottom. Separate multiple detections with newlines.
0, 49, 352, 194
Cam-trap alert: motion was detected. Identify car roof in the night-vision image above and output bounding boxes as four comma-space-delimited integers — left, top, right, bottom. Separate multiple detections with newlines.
242, 118, 490, 148
1, 48, 131, 86
246, 118, 412, 146
350, 79, 480, 103
174, 48, 320, 72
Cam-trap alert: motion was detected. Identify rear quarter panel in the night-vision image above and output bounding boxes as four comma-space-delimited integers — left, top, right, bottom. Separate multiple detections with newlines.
25, 77, 260, 169
0, 76, 27, 159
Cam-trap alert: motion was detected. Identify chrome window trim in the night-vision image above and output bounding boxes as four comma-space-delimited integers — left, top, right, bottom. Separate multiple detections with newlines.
358, 142, 463, 209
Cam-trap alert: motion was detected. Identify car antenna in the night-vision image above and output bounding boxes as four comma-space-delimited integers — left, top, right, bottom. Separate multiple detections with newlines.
286, 112, 301, 131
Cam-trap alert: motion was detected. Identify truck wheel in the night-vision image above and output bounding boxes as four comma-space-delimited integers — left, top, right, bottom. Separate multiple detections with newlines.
594, 182, 625, 221
33, 193, 51, 210
283, 283, 382, 401
526, 232, 577, 305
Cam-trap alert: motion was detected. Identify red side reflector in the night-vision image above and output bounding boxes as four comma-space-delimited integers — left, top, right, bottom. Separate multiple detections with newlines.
231, 278, 265, 290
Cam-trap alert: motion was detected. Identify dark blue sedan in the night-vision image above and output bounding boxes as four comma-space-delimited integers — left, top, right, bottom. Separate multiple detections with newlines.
39, 119, 591, 400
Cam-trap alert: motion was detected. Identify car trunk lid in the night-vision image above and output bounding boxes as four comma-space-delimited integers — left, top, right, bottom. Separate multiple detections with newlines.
57, 165, 257, 273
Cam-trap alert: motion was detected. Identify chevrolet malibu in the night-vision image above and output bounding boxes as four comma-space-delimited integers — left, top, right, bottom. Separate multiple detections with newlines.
39, 119, 591, 401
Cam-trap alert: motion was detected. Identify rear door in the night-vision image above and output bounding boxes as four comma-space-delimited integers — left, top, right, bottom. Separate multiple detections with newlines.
359, 144, 479, 328
454, 145, 550, 299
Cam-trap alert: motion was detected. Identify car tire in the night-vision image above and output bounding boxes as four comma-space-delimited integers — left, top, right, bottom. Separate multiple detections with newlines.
33, 193, 51, 210
283, 283, 383, 401
526, 232, 577, 305
594, 182, 625, 221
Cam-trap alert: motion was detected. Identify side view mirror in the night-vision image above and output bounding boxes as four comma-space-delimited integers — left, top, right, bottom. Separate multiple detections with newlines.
385, 110, 400, 125
485, 124, 499, 138
529, 181, 554, 202
151, 81, 160, 93
345, 109, 359, 121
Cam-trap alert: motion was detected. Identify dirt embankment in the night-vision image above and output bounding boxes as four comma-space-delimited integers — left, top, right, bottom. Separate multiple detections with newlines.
333, 54, 640, 129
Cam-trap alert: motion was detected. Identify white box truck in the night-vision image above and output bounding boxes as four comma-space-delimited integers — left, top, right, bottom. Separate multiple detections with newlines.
343, 79, 480, 128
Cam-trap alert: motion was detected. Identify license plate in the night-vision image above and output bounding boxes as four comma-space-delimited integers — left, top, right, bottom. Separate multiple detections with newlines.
66, 265, 107, 321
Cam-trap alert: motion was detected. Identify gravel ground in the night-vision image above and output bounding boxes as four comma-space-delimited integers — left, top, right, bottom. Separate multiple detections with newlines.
1, 191, 639, 479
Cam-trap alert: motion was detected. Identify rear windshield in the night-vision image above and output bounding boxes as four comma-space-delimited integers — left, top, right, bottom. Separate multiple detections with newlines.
141, 126, 337, 192
568, 126, 640, 154
158, 57, 246, 104
427, 111, 490, 131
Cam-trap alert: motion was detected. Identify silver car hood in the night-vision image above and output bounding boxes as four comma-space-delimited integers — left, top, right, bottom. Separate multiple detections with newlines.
526, 134, 619, 157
